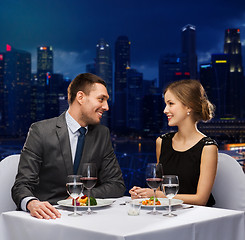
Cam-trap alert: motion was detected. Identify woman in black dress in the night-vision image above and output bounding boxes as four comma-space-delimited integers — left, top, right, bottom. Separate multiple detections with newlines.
130, 79, 218, 206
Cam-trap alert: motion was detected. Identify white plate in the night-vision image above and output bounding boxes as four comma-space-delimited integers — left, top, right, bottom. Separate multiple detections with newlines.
139, 198, 183, 208
57, 198, 114, 209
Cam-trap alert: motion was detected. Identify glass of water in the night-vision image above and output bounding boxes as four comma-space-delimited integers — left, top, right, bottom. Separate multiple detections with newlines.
162, 175, 179, 217
66, 175, 83, 216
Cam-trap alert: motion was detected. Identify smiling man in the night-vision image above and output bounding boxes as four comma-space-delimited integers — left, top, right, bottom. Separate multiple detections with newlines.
12, 73, 126, 220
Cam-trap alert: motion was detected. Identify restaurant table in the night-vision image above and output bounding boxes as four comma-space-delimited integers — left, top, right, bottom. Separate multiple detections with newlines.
0, 197, 245, 240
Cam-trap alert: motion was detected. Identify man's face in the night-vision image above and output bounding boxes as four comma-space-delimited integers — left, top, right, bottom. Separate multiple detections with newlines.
80, 83, 109, 125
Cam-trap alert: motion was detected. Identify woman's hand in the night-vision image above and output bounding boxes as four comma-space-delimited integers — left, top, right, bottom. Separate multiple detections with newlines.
129, 186, 154, 199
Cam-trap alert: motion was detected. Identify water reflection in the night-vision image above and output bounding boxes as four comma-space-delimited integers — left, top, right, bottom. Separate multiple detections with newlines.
113, 138, 156, 195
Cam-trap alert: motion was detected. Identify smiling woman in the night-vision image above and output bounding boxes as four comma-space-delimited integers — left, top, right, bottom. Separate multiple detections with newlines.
164, 80, 214, 123
130, 79, 218, 207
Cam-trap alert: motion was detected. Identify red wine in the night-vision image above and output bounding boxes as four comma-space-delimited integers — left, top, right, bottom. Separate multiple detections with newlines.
81, 177, 97, 189
146, 178, 162, 189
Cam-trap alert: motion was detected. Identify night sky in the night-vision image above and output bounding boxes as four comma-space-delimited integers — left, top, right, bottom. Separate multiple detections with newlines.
1, 0, 245, 80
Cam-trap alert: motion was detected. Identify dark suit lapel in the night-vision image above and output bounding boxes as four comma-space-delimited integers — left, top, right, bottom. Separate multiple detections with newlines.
56, 112, 73, 175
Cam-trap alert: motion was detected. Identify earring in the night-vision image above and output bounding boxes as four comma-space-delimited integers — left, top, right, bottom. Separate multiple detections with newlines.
187, 112, 190, 116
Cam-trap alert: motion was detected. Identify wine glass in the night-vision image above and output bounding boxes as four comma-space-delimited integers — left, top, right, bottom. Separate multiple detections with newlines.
145, 163, 163, 215
66, 175, 83, 217
81, 163, 97, 214
162, 175, 179, 217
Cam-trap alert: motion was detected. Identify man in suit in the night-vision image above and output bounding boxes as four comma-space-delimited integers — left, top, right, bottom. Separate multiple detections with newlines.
12, 73, 126, 219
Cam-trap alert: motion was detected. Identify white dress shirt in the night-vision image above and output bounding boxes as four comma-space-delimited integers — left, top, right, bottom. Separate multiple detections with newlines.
65, 111, 88, 163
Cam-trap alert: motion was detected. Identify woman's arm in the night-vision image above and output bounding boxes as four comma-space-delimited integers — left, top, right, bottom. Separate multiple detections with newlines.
173, 144, 218, 205
131, 137, 218, 204
156, 136, 162, 163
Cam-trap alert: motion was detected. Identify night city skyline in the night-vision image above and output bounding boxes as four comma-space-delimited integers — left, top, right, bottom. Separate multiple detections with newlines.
1, 0, 245, 80
1, 1, 245, 192
1, 0, 245, 143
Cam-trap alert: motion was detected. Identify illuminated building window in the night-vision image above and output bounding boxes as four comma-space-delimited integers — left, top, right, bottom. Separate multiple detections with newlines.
6, 44, 12, 51
215, 60, 227, 63
175, 72, 182, 75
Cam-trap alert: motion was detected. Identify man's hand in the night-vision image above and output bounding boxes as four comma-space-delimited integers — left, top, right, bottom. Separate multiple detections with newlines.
27, 200, 61, 220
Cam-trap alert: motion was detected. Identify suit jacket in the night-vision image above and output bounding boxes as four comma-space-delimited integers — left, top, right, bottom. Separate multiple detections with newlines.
12, 112, 126, 209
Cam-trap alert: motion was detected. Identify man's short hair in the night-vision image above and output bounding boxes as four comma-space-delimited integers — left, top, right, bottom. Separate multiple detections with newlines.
67, 73, 106, 104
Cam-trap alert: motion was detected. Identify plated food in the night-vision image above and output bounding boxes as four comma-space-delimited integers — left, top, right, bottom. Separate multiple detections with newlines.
58, 198, 114, 209
72, 195, 97, 206
139, 197, 184, 208
142, 196, 161, 206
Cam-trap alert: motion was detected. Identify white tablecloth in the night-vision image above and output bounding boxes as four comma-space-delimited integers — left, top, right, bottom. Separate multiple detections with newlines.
1, 197, 245, 240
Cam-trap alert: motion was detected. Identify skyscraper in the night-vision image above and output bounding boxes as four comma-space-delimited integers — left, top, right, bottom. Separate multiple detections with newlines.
37, 46, 53, 74
0, 53, 4, 132
224, 29, 243, 73
126, 69, 143, 131
181, 24, 197, 79
113, 36, 131, 130
3, 45, 31, 136
199, 63, 213, 101
45, 73, 63, 119
224, 29, 244, 118
96, 39, 112, 101
142, 93, 164, 134
95, 39, 113, 127
35, 46, 53, 121
158, 53, 189, 91
115, 36, 131, 91
211, 54, 230, 118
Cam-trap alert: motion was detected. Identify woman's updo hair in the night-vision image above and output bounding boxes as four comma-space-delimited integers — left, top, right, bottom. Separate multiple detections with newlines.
164, 79, 215, 122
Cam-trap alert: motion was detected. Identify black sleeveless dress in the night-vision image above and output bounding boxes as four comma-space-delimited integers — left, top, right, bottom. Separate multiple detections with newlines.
159, 132, 218, 207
